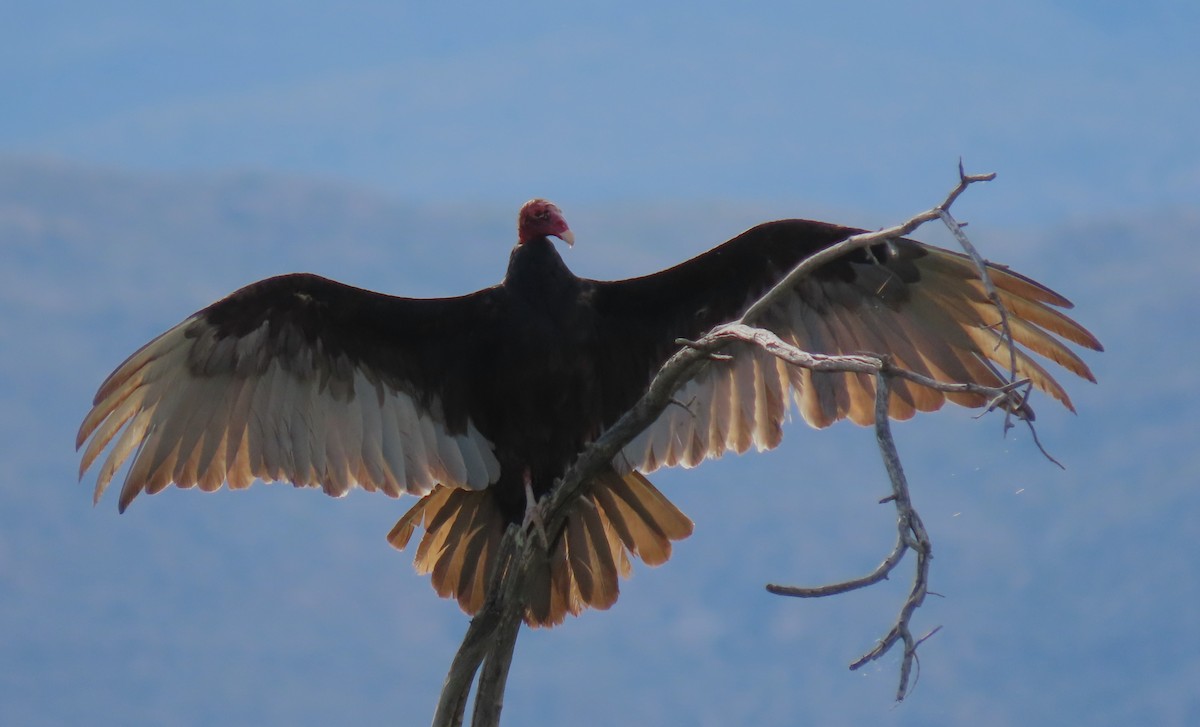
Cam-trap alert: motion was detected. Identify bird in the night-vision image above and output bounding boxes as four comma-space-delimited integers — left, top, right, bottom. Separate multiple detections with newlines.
77, 198, 1101, 627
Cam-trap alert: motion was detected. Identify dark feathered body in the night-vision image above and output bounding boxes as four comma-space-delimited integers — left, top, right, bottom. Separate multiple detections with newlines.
480, 238, 606, 522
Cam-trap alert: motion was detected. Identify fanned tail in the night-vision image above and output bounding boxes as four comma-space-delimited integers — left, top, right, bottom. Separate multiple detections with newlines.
387, 470, 693, 627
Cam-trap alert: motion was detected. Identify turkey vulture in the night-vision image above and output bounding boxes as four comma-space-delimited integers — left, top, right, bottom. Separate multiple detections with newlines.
77, 199, 1101, 626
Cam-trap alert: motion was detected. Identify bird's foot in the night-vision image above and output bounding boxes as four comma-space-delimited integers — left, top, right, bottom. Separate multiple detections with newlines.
523, 477, 549, 550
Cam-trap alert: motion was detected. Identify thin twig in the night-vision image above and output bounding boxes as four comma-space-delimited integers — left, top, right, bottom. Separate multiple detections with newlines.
1022, 417, 1065, 470
940, 161, 1022, 433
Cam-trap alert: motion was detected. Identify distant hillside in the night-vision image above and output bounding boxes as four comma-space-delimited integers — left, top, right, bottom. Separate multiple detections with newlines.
0, 157, 512, 297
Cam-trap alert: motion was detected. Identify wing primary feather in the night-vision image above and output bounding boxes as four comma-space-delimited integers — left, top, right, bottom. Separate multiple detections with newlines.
94, 409, 153, 506
78, 396, 141, 478
995, 289, 1103, 351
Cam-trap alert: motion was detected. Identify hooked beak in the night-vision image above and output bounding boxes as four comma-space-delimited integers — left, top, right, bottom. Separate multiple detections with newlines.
555, 228, 575, 247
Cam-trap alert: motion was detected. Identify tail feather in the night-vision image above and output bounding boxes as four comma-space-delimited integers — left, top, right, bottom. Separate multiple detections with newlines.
524, 543, 555, 624
569, 501, 620, 610
388, 470, 692, 627
457, 513, 502, 608
545, 535, 575, 622
413, 490, 465, 571
595, 471, 693, 565
430, 494, 484, 602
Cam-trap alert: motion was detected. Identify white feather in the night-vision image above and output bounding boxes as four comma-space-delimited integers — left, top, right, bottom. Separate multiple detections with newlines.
355, 371, 390, 494
395, 393, 435, 494
378, 392, 410, 493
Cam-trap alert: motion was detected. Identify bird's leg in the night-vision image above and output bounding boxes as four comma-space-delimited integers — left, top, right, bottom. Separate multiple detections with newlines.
522, 468, 549, 550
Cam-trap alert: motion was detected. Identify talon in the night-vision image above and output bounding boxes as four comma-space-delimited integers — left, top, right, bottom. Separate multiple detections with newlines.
523, 471, 549, 550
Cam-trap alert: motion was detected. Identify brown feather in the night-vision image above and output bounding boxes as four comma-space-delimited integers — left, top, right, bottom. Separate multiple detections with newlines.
454, 501, 503, 615
570, 503, 619, 610
525, 545, 555, 626
965, 325, 1076, 411
995, 289, 1103, 351
595, 502, 634, 579
591, 476, 643, 555
386, 493, 431, 551
430, 495, 481, 600
542, 534, 576, 627
413, 490, 467, 573
596, 474, 672, 564
565, 508, 597, 604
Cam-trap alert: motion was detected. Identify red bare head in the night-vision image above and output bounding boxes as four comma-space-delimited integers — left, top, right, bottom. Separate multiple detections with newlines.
517, 199, 574, 246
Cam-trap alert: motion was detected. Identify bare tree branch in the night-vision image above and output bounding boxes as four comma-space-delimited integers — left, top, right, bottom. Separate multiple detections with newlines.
470, 580, 523, 726
848, 369, 933, 698
432, 528, 530, 727
761, 165, 1038, 702
432, 167, 1035, 723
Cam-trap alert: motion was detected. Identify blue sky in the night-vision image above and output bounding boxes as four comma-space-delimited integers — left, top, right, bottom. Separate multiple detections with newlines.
4, 1, 1198, 221
2, 2, 1198, 726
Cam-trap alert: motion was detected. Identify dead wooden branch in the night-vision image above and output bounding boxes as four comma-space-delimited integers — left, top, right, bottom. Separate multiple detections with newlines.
769, 368, 934, 701
432, 167, 1034, 724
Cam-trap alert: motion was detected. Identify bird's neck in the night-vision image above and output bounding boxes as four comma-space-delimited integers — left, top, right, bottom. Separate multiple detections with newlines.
504, 238, 579, 302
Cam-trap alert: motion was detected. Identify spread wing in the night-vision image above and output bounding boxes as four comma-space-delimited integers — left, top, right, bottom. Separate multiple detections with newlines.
77, 273, 504, 512
588, 219, 1102, 473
